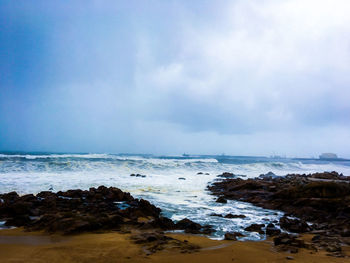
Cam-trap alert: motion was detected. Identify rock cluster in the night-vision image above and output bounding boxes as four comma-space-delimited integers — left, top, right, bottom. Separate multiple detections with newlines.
0, 186, 212, 236
209, 171, 350, 256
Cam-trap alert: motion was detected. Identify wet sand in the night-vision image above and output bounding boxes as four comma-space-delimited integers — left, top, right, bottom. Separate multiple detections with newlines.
0, 228, 349, 263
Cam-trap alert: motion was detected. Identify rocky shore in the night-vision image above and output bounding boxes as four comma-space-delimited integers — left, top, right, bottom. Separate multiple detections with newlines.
0, 185, 213, 253
1, 171, 350, 260
208, 171, 350, 257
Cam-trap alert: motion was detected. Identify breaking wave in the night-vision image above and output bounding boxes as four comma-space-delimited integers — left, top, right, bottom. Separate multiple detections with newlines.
1, 152, 349, 239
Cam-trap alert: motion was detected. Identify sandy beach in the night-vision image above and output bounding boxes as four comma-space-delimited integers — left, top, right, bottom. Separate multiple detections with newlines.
0, 228, 349, 263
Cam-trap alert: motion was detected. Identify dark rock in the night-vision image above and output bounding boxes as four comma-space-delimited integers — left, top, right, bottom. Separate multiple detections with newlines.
340, 228, 350, 237
209, 213, 223, 217
224, 214, 246, 219
258, 171, 277, 179
273, 233, 305, 250
217, 172, 236, 178
244, 223, 265, 234
326, 244, 341, 253
216, 196, 227, 203
279, 216, 310, 233
0, 186, 192, 235
224, 232, 237, 241
207, 171, 350, 252
175, 218, 214, 234
130, 174, 146, 178
266, 223, 281, 236
5, 215, 32, 227
224, 231, 245, 240
130, 231, 200, 255
176, 218, 202, 234
178, 177, 186, 180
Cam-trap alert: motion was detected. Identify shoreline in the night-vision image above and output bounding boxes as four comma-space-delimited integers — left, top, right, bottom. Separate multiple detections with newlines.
0, 228, 349, 263
1, 172, 350, 261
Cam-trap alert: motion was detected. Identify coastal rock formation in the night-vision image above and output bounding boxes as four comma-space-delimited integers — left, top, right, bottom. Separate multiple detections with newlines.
0, 186, 212, 235
208, 171, 350, 256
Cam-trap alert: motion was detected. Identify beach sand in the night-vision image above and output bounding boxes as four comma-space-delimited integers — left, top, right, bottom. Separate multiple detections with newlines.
0, 228, 349, 263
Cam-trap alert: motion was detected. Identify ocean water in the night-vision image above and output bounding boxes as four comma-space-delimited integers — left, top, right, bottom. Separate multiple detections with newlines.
1, 152, 350, 239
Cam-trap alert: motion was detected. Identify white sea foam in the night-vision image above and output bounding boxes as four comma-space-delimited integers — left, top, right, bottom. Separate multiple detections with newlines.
1, 153, 349, 239
0, 153, 111, 159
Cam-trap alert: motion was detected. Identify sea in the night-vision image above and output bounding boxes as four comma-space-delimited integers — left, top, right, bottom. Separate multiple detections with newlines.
1, 152, 350, 239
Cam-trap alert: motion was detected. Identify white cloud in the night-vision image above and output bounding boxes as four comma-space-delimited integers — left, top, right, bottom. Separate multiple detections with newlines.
135, 0, 350, 131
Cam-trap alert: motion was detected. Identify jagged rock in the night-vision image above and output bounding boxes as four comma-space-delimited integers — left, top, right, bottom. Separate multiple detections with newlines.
208, 171, 350, 251
0, 186, 211, 235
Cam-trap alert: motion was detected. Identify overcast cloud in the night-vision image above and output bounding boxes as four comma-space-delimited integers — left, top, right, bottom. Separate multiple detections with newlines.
1, 0, 350, 157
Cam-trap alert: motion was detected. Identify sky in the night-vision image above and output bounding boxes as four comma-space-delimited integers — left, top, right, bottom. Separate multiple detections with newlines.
1, 0, 350, 157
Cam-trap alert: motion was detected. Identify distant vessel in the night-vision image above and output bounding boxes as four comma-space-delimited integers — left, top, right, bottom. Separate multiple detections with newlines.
319, 153, 338, 160
182, 153, 190, 157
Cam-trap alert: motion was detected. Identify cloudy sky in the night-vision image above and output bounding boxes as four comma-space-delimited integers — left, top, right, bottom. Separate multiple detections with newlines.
1, 0, 350, 157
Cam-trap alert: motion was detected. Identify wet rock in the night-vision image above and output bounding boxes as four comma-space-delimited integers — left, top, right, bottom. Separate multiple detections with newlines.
258, 171, 277, 179
175, 218, 214, 234
178, 177, 186, 180
209, 213, 223, 217
217, 172, 236, 178
208, 171, 350, 252
0, 186, 197, 235
224, 214, 246, 219
266, 223, 281, 236
244, 224, 265, 234
176, 218, 202, 234
224, 232, 244, 240
224, 232, 237, 240
130, 174, 146, 178
216, 196, 227, 203
279, 216, 310, 233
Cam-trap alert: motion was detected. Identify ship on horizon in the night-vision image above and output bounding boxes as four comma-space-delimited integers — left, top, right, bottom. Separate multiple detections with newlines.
319, 153, 338, 160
